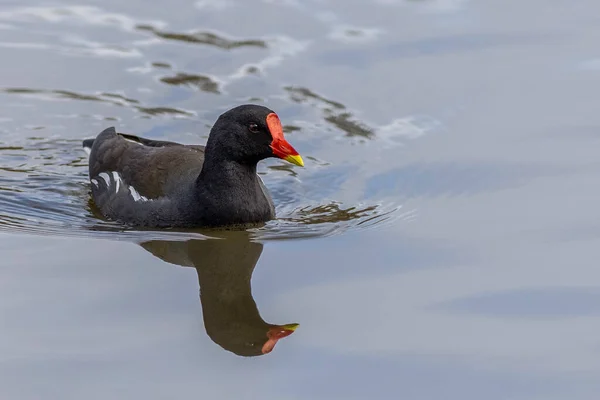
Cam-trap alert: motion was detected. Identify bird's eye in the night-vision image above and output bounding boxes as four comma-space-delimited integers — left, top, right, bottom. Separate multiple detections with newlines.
248, 123, 260, 133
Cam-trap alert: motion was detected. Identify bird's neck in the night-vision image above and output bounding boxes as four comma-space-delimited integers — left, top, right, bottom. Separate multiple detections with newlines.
197, 153, 258, 192
192, 148, 269, 227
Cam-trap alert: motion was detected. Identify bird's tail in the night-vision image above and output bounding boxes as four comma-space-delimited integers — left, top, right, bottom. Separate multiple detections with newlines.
82, 138, 95, 156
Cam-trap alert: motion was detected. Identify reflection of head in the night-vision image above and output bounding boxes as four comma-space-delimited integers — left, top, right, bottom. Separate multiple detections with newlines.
140, 231, 298, 357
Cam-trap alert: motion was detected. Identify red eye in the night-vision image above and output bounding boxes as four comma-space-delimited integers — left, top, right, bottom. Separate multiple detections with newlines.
248, 123, 260, 133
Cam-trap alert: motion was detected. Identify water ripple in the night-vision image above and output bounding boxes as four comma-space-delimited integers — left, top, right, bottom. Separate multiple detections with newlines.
160, 73, 221, 94
0, 136, 401, 243
1, 87, 195, 118
0, 5, 166, 32
136, 25, 267, 50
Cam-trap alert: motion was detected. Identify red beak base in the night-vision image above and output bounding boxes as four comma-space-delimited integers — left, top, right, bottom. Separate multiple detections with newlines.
266, 113, 304, 167
261, 323, 299, 354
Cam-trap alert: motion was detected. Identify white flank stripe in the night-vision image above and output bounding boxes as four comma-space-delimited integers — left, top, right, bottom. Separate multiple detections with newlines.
112, 171, 121, 192
96, 171, 151, 202
98, 172, 111, 187
83, 147, 91, 155
124, 137, 144, 146
129, 186, 143, 202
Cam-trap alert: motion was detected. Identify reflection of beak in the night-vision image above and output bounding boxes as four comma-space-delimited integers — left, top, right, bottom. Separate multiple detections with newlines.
262, 323, 299, 354
268, 323, 299, 339
266, 112, 304, 167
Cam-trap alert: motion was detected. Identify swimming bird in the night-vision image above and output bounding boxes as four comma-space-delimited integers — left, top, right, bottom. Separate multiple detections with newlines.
83, 104, 303, 228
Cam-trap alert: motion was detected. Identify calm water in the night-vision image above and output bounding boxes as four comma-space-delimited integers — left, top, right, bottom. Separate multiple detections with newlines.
2, 0, 600, 398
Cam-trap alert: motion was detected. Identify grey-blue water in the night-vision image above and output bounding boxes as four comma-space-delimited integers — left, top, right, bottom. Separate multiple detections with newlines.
1, 0, 600, 398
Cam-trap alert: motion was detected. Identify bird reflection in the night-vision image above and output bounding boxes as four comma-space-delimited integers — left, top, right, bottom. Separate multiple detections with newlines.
139, 231, 298, 357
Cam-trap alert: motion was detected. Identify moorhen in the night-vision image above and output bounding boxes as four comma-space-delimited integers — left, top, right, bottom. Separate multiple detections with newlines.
83, 104, 304, 228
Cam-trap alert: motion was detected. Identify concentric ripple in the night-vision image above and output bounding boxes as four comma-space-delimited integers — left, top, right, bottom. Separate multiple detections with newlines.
0, 135, 402, 243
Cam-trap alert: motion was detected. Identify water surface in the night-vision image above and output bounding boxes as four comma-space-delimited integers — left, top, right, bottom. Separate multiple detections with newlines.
2, 0, 600, 398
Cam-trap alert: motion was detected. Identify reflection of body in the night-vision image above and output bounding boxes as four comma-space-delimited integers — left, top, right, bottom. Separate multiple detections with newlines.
140, 231, 298, 356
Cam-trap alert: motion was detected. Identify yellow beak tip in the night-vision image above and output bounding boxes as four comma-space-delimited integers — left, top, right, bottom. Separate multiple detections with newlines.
284, 154, 304, 167
283, 323, 299, 331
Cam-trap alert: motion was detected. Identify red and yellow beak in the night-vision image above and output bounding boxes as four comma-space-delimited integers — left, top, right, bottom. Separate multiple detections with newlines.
261, 323, 299, 354
266, 113, 304, 167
